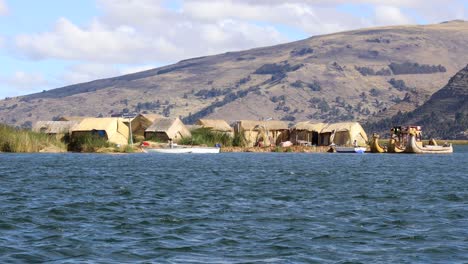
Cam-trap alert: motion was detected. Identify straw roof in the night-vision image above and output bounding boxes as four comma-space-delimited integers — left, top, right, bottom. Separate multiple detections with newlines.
196, 119, 233, 132
145, 117, 191, 140
33, 121, 79, 134
237, 120, 289, 131
71, 117, 130, 145
139, 113, 163, 123
58, 116, 91, 122
293, 121, 326, 132
146, 118, 178, 132
321, 122, 364, 133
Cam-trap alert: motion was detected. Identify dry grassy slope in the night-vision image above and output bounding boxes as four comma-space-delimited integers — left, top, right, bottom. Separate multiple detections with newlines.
1, 20, 468, 127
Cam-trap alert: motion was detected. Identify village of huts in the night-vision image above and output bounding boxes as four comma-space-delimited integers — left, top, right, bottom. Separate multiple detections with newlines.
33, 113, 368, 152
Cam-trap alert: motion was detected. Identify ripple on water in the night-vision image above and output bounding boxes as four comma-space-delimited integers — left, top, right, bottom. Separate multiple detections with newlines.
0, 150, 467, 262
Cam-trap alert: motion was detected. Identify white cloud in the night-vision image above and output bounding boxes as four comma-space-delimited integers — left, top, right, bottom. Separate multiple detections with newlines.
0, 71, 48, 91
0, 0, 7, 15
60, 63, 120, 85
5, 0, 466, 95
374, 5, 413, 25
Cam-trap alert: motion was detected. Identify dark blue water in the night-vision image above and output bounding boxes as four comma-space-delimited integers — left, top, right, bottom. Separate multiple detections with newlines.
0, 147, 467, 263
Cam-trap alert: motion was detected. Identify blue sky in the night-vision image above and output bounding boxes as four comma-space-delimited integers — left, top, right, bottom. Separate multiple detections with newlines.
0, 0, 466, 98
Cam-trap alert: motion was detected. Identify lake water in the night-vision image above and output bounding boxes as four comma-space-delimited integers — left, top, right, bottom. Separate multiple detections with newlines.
0, 146, 467, 263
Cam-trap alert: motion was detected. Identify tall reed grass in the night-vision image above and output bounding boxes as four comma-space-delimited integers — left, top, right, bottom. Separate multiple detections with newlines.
0, 124, 66, 152
180, 128, 236, 147
67, 134, 111, 152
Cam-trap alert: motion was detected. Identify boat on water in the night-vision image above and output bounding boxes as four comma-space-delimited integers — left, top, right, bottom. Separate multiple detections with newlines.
370, 133, 386, 153
387, 126, 410, 153
385, 126, 452, 154
404, 129, 453, 154
335, 146, 367, 153
143, 146, 220, 154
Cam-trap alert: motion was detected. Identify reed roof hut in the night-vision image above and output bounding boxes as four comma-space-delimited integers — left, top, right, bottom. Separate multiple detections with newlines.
195, 119, 233, 135
144, 117, 191, 143
290, 122, 326, 145
121, 113, 163, 139
33, 121, 79, 140
320, 122, 368, 146
234, 120, 289, 147
71, 118, 130, 145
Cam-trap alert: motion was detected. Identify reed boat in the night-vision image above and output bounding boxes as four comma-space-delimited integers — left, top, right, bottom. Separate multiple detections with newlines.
387, 126, 410, 153
370, 133, 386, 153
404, 131, 453, 154
387, 138, 405, 153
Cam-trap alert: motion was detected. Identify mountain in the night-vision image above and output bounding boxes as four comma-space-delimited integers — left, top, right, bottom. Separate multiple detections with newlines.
364, 64, 468, 139
1, 20, 468, 128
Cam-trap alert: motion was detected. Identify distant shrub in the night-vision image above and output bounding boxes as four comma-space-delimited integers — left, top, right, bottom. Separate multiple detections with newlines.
281, 115, 296, 121
388, 78, 415, 92
308, 81, 322, 91
195, 88, 228, 99
135, 101, 161, 112
254, 62, 303, 75
388, 62, 446, 75
291, 80, 321, 91
291, 47, 314, 56
355, 66, 391, 76
366, 38, 391, 44
369, 88, 383, 97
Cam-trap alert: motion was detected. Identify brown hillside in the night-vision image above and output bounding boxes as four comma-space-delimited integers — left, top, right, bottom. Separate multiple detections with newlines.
1, 20, 468, 127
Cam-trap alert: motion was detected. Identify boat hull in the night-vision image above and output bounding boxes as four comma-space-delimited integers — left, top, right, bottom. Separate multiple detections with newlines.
387, 139, 405, 153
335, 146, 366, 153
143, 147, 220, 154
370, 135, 385, 153
404, 135, 453, 154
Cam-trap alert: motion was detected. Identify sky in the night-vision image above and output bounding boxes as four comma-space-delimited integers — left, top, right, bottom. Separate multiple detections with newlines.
0, 0, 466, 98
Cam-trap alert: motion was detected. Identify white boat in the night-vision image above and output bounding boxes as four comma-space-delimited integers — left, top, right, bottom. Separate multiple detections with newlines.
143, 146, 220, 154
335, 146, 367, 153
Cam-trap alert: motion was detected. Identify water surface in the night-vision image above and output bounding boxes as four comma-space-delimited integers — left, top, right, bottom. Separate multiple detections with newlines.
0, 146, 467, 263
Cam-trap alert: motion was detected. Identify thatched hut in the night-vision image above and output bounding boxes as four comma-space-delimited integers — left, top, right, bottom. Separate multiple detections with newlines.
195, 119, 233, 136
319, 122, 368, 146
144, 117, 191, 143
71, 118, 130, 145
234, 120, 289, 147
33, 121, 79, 140
121, 114, 162, 140
290, 122, 326, 145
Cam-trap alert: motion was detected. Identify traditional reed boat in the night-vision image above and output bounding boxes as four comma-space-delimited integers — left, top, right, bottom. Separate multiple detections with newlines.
404, 129, 453, 154
370, 133, 386, 153
387, 126, 408, 153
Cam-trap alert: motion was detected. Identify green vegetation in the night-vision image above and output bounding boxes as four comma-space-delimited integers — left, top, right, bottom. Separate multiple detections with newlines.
0, 124, 66, 152
67, 134, 111, 152
364, 111, 468, 139
179, 128, 234, 147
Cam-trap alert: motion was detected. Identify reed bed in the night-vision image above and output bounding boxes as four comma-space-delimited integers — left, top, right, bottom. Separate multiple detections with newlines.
180, 128, 236, 147
0, 124, 66, 152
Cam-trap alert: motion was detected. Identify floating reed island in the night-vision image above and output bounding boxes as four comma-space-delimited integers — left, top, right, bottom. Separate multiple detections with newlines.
1, 114, 463, 153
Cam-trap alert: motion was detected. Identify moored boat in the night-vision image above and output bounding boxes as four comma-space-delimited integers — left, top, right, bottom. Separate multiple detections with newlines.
370, 133, 386, 153
335, 146, 367, 153
143, 146, 220, 154
387, 126, 410, 153
404, 131, 453, 154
